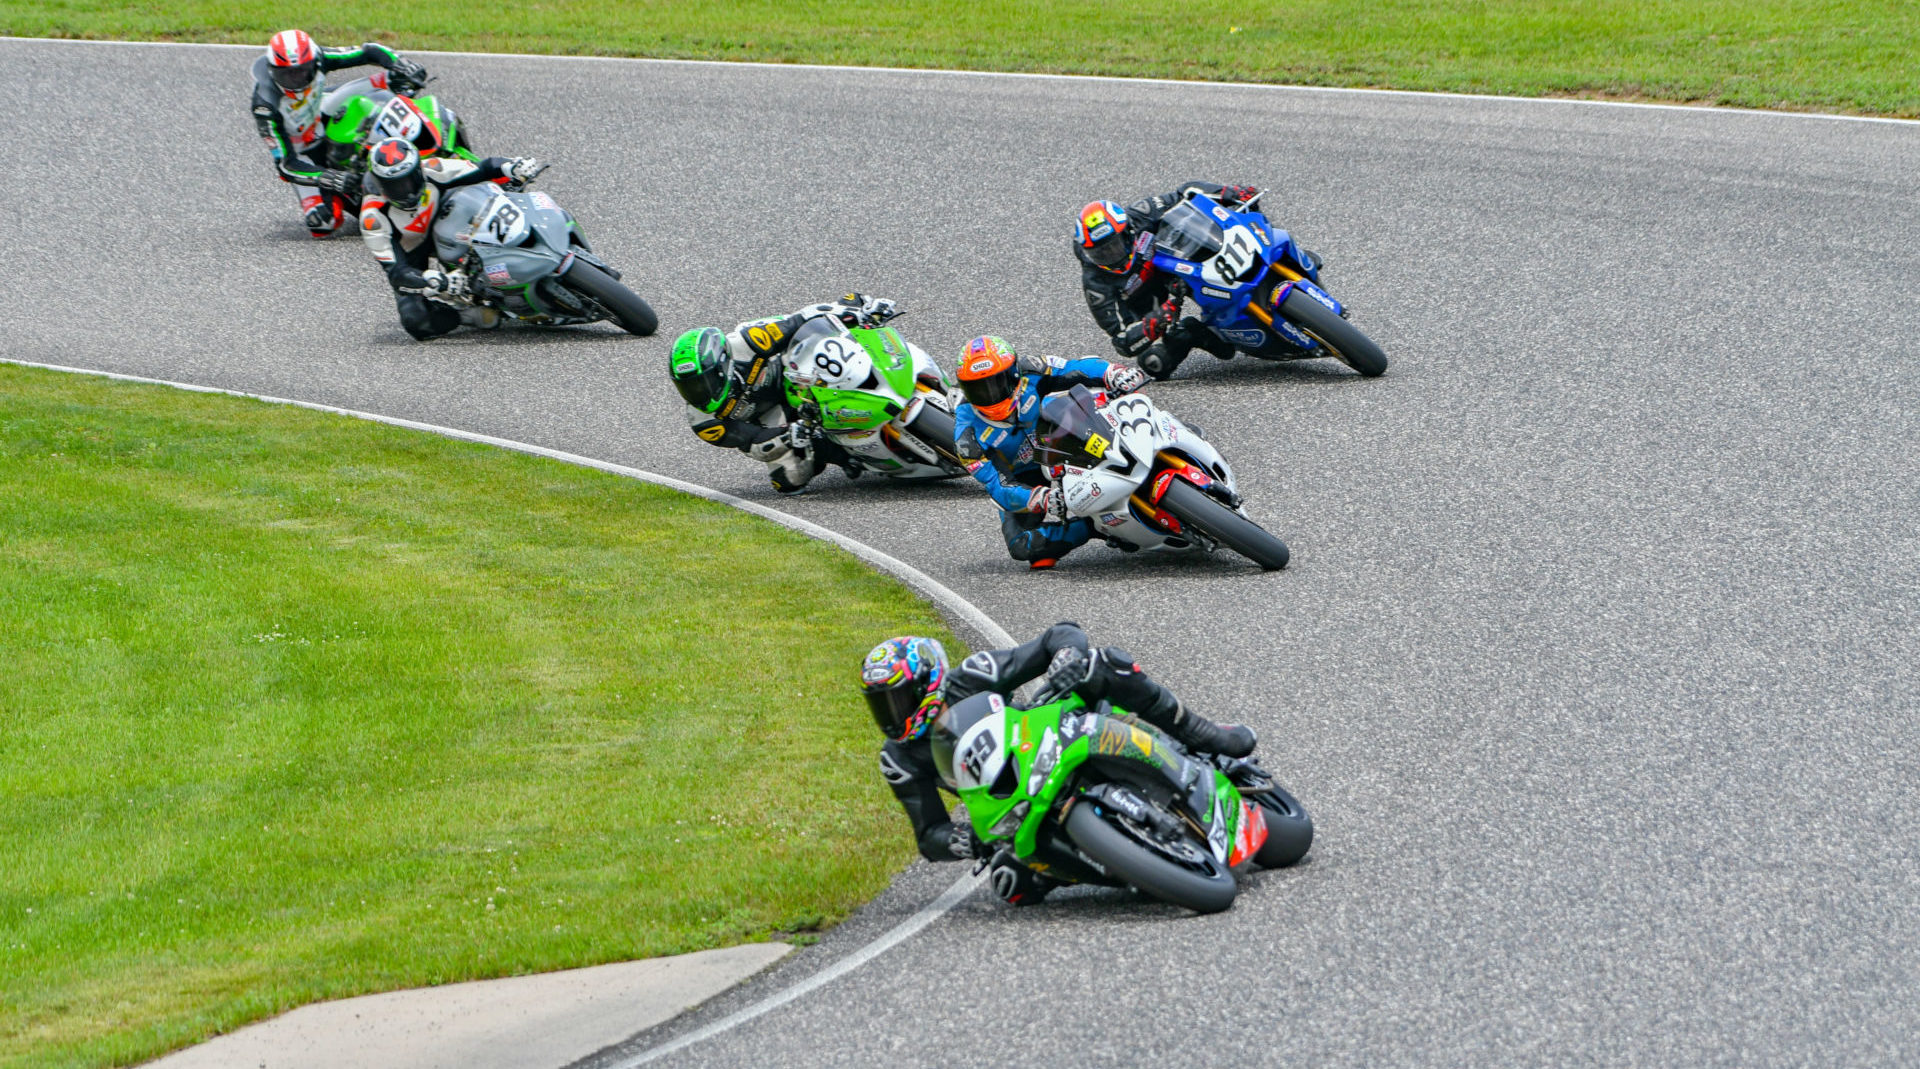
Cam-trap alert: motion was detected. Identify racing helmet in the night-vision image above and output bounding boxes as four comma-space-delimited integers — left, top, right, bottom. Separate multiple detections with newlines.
367, 137, 424, 209
861, 637, 950, 742
955, 335, 1021, 425
669, 327, 735, 413
266, 29, 319, 96
1076, 200, 1134, 273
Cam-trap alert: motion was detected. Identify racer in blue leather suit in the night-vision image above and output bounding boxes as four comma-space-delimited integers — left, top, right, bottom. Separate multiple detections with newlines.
951, 336, 1148, 568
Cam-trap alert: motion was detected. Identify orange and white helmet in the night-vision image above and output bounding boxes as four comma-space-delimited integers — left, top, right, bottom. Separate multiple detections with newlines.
266, 29, 319, 96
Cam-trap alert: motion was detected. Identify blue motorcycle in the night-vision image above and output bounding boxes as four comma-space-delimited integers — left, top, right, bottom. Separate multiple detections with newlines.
1143, 192, 1388, 378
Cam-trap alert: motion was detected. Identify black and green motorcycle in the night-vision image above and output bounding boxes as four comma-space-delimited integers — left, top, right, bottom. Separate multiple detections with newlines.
314, 72, 478, 208
932, 681, 1313, 913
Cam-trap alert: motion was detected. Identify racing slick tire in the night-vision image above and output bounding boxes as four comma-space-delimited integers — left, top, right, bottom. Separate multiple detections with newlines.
1251, 784, 1314, 868
562, 260, 658, 336
1066, 800, 1238, 914
1277, 287, 1388, 377
1157, 478, 1290, 571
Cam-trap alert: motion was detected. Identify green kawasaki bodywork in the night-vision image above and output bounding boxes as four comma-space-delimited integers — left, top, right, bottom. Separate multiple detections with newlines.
785, 326, 922, 433
954, 691, 1250, 866
323, 93, 478, 172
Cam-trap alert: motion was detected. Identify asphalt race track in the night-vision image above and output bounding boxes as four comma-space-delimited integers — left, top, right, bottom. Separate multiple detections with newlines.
8, 39, 1920, 1068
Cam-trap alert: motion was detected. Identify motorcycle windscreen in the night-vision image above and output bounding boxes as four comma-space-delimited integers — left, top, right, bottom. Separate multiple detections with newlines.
1035, 385, 1116, 468
1154, 200, 1224, 262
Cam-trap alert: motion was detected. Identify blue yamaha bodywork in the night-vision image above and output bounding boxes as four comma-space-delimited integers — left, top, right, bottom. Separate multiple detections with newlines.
1149, 194, 1348, 359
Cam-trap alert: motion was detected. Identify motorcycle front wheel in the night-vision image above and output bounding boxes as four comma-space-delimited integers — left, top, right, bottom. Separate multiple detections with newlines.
562, 261, 658, 336
1065, 799, 1238, 914
1157, 479, 1289, 571
1277, 287, 1388, 377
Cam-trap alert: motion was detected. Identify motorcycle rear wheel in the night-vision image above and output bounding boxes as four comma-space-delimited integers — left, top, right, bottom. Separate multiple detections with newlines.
1252, 784, 1314, 868
1065, 800, 1238, 914
901, 403, 963, 467
562, 261, 658, 336
1277, 287, 1388, 377
1157, 479, 1289, 571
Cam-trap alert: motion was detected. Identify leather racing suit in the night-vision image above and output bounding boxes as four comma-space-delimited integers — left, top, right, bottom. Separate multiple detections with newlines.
249, 44, 417, 236
684, 298, 886, 494
357, 156, 526, 340
952, 354, 1132, 563
879, 622, 1256, 905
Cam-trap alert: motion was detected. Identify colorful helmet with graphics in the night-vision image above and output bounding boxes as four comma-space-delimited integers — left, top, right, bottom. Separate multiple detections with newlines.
670, 327, 734, 413
1076, 199, 1134, 273
955, 335, 1021, 425
367, 137, 423, 209
860, 637, 950, 742
267, 29, 320, 96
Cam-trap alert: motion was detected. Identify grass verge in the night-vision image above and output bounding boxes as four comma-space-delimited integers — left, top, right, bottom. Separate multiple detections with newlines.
3, 1, 1919, 115
0, 364, 953, 1069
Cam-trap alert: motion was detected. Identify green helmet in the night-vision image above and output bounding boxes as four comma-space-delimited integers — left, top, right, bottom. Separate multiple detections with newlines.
670, 327, 734, 413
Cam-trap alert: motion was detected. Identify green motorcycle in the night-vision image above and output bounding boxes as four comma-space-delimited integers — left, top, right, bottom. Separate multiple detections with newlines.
931, 682, 1313, 913
780, 313, 967, 482
315, 73, 478, 204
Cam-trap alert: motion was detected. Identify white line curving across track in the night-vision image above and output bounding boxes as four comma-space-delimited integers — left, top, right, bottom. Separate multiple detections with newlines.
7, 38, 1920, 1068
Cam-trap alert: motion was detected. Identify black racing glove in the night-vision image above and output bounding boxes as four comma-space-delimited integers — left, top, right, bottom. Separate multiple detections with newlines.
1045, 645, 1093, 694
389, 58, 429, 90
1221, 184, 1258, 204
315, 168, 360, 196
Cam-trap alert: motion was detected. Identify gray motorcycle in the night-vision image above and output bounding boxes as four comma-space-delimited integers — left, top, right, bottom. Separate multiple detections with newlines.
431, 172, 657, 335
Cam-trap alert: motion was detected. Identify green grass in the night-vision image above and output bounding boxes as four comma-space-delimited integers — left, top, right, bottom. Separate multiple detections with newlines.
5, 1, 1920, 115
0, 364, 954, 1069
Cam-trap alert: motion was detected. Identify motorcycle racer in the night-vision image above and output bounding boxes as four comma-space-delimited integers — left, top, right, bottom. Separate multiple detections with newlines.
249, 29, 427, 237
859, 624, 1257, 906
952, 336, 1147, 569
357, 137, 547, 340
669, 295, 895, 495
1076, 181, 1283, 378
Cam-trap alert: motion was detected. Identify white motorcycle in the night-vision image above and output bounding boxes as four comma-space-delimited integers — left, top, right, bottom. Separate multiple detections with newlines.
779, 314, 966, 481
1035, 385, 1289, 570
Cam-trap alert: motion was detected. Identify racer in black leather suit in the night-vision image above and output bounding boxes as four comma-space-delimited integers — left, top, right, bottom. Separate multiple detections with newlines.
871, 622, 1255, 905
1076, 181, 1261, 378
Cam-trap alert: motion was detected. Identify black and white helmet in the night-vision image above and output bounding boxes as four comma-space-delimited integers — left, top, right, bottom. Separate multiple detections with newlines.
367, 136, 425, 209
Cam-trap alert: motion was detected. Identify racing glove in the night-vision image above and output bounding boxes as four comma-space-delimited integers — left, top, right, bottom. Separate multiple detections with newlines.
1220, 184, 1259, 205
1141, 299, 1181, 343
505, 157, 549, 184
1104, 364, 1148, 395
1045, 646, 1093, 694
315, 168, 361, 196
1024, 485, 1056, 517
388, 58, 429, 89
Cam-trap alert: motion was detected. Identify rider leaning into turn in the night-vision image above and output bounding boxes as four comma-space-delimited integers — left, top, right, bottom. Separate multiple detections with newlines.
1076, 181, 1287, 378
250, 29, 427, 238
357, 137, 548, 340
859, 624, 1257, 906
952, 336, 1148, 569
668, 295, 895, 495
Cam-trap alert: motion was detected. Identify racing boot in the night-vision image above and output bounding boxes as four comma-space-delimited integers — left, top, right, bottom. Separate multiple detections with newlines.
986, 849, 1054, 906
769, 447, 819, 496
301, 194, 342, 238
459, 306, 502, 330
1168, 700, 1256, 759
